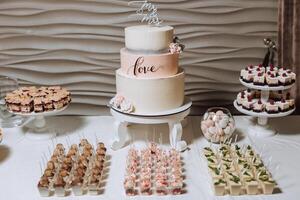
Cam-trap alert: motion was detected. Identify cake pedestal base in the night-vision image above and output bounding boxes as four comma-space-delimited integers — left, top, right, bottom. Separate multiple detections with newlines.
23, 116, 57, 140
110, 106, 191, 151
234, 101, 295, 137
248, 118, 277, 137
10, 105, 68, 140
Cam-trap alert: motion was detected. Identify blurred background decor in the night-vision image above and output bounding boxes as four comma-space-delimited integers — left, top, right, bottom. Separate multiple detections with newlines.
278, 0, 300, 112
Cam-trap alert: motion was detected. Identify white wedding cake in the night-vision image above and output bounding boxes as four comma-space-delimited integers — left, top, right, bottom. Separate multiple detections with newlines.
110, 25, 185, 114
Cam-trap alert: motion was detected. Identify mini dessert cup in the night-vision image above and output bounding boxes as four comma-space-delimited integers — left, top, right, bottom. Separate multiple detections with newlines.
245, 180, 259, 195
228, 180, 242, 195
260, 179, 275, 194
37, 177, 52, 197
124, 177, 136, 196
201, 107, 235, 143
72, 182, 86, 196
88, 181, 101, 195
54, 186, 67, 197
169, 179, 183, 195
140, 178, 152, 195
226, 172, 242, 195
155, 179, 168, 195
213, 178, 226, 196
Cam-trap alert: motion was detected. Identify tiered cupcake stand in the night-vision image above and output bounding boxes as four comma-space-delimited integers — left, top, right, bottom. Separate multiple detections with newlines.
234, 78, 295, 137
109, 98, 192, 151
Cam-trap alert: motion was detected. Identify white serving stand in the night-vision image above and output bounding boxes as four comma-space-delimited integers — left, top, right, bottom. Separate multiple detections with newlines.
234, 78, 295, 137
10, 105, 68, 140
109, 99, 192, 151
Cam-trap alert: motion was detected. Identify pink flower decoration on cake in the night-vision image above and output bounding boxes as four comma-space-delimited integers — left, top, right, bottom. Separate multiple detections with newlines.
169, 43, 182, 54
110, 94, 134, 113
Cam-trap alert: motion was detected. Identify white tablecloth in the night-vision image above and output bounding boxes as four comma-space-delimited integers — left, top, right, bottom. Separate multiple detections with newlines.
0, 116, 300, 200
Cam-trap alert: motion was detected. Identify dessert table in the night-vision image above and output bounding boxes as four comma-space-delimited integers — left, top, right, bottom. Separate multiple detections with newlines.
0, 115, 300, 200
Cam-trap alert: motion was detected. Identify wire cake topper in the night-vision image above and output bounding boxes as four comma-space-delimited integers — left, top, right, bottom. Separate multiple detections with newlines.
262, 38, 277, 67
128, 1, 163, 26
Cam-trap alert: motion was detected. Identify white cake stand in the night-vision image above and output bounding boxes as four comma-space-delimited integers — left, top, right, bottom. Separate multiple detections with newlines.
109, 98, 192, 151
235, 78, 296, 137
9, 105, 68, 140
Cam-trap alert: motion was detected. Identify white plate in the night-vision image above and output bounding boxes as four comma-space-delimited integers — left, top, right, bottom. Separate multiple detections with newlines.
109, 97, 192, 117
233, 100, 295, 118
239, 78, 295, 91
9, 104, 69, 117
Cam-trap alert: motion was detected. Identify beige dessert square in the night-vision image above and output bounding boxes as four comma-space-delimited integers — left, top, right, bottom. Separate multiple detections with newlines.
213, 179, 226, 196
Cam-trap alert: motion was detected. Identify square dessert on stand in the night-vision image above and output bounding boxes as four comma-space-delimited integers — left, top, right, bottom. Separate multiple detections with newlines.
265, 100, 279, 114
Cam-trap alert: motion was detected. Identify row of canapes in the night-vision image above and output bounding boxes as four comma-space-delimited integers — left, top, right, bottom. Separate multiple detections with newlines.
124, 143, 184, 196
38, 139, 107, 197
203, 144, 276, 196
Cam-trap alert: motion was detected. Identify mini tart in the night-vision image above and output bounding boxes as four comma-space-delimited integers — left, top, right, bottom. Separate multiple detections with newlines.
265, 100, 279, 114
253, 72, 265, 85
253, 100, 264, 112
286, 70, 296, 81
278, 73, 292, 86
277, 99, 290, 112
240, 69, 247, 79
236, 92, 246, 106
243, 71, 254, 83
266, 64, 278, 73
242, 97, 256, 110
266, 74, 279, 86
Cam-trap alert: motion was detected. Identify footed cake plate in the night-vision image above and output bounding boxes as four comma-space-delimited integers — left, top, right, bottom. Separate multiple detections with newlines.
8, 105, 69, 140
109, 97, 192, 117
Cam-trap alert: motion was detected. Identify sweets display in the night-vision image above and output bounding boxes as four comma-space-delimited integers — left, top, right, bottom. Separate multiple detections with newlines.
37, 139, 107, 197
203, 144, 276, 196
201, 108, 235, 143
124, 143, 184, 196
236, 89, 295, 113
5, 86, 71, 113
240, 64, 296, 86
110, 25, 185, 114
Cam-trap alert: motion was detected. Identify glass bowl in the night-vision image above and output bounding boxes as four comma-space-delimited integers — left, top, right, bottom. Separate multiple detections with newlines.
201, 107, 235, 143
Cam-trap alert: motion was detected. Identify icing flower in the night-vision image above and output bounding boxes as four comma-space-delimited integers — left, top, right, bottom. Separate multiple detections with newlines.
110, 94, 124, 108
169, 43, 182, 54
110, 94, 134, 113
169, 36, 185, 54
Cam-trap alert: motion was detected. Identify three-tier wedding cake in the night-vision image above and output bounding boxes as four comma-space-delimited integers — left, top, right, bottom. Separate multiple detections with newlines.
110, 25, 185, 114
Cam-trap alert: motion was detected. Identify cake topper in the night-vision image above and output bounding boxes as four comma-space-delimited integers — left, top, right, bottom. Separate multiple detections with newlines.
128, 1, 163, 26
262, 38, 277, 67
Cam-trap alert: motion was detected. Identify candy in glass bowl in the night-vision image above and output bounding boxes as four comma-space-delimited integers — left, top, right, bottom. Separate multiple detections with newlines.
201, 107, 235, 143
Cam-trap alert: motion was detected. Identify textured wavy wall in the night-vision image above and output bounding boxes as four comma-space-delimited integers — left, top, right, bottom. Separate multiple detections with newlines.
0, 0, 277, 115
